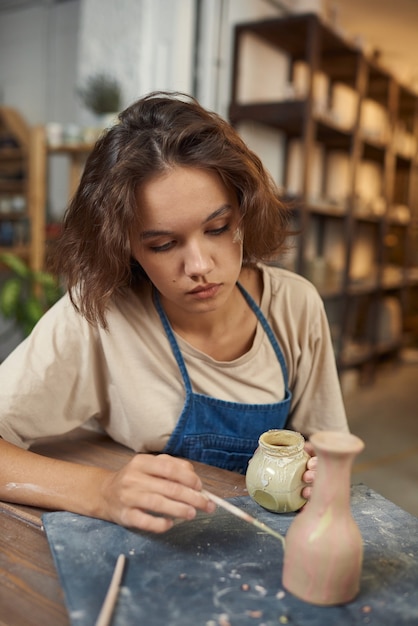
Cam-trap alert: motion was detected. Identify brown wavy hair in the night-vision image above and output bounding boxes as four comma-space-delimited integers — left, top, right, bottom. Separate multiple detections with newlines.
52, 91, 291, 327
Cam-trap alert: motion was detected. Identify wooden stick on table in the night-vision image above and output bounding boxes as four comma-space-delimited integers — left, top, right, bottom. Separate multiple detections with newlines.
202, 489, 286, 547
95, 553, 126, 626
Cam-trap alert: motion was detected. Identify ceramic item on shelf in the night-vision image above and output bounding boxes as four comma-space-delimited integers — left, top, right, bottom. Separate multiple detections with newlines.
313, 71, 330, 114
285, 139, 303, 196
286, 139, 324, 203
308, 142, 324, 203
282, 430, 365, 606
292, 60, 310, 98
325, 150, 350, 204
331, 83, 358, 130
245, 429, 310, 513
64, 123, 82, 146
355, 159, 383, 204
45, 122, 63, 147
360, 99, 389, 142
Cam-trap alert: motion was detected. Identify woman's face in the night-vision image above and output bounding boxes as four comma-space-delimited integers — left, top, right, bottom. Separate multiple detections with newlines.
131, 166, 243, 317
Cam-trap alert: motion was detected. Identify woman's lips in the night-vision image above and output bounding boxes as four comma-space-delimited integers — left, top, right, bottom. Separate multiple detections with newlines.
188, 284, 221, 299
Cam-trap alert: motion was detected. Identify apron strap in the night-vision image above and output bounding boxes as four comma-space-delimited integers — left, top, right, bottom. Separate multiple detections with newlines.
154, 282, 290, 393
153, 289, 193, 394
237, 282, 290, 389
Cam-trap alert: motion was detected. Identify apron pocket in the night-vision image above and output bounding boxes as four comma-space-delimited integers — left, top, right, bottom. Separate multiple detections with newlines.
183, 434, 258, 473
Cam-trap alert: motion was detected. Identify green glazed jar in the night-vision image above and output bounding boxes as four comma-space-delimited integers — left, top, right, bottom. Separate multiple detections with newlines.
246, 429, 309, 513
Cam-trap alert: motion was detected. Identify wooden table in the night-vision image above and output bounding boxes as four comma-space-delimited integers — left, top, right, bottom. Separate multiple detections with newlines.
0, 431, 246, 626
1, 431, 417, 626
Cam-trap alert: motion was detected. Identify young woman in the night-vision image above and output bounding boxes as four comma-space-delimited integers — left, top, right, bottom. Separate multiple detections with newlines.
0, 92, 348, 533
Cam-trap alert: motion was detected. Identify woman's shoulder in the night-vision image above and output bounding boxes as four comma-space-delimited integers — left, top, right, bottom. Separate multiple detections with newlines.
29, 283, 156, 342
260, 263, 322, 301
108, 282, 155, 325
18, 292, 100, 358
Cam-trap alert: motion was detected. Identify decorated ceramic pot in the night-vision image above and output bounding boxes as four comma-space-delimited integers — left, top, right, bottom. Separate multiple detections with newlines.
245, 429, 309, 513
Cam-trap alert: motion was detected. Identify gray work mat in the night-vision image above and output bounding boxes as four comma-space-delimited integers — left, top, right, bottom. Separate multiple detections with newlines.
42, 487, 418, 626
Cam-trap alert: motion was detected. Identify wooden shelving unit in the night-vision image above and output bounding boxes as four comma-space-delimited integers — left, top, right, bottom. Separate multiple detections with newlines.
0, 111, 94, 273
28, 125, 93, 271
0, 107, 31, 264
229, 13, 418, 379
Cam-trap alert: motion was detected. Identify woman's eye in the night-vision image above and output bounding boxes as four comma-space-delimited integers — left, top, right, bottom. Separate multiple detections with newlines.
148, 224, 230, 252
150, 241, 175, 253
207, 224, 230, 236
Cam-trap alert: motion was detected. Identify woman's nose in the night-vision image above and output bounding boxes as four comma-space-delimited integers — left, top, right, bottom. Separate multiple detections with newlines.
183, 241, 213, 277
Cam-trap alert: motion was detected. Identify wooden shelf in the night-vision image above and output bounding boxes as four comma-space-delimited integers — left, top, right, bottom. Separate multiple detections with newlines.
28, 126, 93, 271
0, 107, 32, 267
0, 110, 93, 273
234, 13, 360, 85
230, 12, 418, 379
0, 148, 27, 161
0, 211, 29, 221
47, 142, 94, 155
308, 202, 347, 218
0, 244, 30, 258
0, 181, 26, 193
229, 100, 306, 135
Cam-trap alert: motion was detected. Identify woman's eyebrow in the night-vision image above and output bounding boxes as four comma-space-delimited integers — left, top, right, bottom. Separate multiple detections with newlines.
139, 229, 173, 241
203, 204, 233, 224
139, 204, 233, 240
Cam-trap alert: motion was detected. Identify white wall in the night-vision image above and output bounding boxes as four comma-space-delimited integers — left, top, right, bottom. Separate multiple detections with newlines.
77, 0, 196, 125
0, 0, 197, 122
0, 0, 290, 124
0, 0, 80, 124
0, 0, 287, 216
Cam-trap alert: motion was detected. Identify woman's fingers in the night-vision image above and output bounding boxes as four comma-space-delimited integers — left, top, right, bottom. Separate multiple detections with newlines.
120, 508, 176, 534
304, 441, 315, 457
118, 483, 208, 523
301, 485, 312, 500
101, 453, 215, 532
302, 446, 317, 501
117, 454, 212, 510
132, 453, 203, 491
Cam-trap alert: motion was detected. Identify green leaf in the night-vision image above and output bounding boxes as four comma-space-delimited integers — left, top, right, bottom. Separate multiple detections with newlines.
0, 253, 30, 278
33, 271, 59, 287
0, 278, 22, 318
0, 253, 63, 337
43, 284, 63, 307
23, 296, 44, 332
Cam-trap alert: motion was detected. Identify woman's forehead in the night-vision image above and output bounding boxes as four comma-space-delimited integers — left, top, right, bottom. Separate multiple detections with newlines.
135, 166, 238, 223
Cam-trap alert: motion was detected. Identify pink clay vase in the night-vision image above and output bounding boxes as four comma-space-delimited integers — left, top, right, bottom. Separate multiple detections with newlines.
282, 430, 365, 605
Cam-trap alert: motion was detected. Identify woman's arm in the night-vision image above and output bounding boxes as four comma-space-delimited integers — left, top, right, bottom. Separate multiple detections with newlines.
0, 438, 215, 533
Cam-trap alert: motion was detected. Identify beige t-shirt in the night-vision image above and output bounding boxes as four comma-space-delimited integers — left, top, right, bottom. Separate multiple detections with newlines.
0, 264, 348, 451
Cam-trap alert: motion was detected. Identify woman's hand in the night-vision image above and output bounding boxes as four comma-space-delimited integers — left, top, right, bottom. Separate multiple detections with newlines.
99, 453, 216, 533
301, 441, 317, 500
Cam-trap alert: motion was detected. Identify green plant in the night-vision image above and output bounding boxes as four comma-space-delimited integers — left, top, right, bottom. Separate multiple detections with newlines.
77, 73, 122, 115
0, 253, 63, 337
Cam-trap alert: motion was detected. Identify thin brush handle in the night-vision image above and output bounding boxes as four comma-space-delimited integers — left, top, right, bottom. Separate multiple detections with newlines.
95, 553, 126, 626
202, 490, 285, 548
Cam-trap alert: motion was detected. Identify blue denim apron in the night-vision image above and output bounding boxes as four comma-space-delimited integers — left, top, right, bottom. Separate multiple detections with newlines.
156, 283, 292, 473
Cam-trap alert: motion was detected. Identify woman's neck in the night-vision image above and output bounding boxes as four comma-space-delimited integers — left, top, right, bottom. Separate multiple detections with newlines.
164, 267, 262, 360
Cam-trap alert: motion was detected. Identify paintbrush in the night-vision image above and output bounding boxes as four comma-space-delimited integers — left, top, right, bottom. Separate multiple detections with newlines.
202, 489, 285, 548
95, 553, 126, 626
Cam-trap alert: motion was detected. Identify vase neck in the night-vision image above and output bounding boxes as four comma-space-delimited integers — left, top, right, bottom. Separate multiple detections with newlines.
309, 449, 355, 511
307, 431, 364, 510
